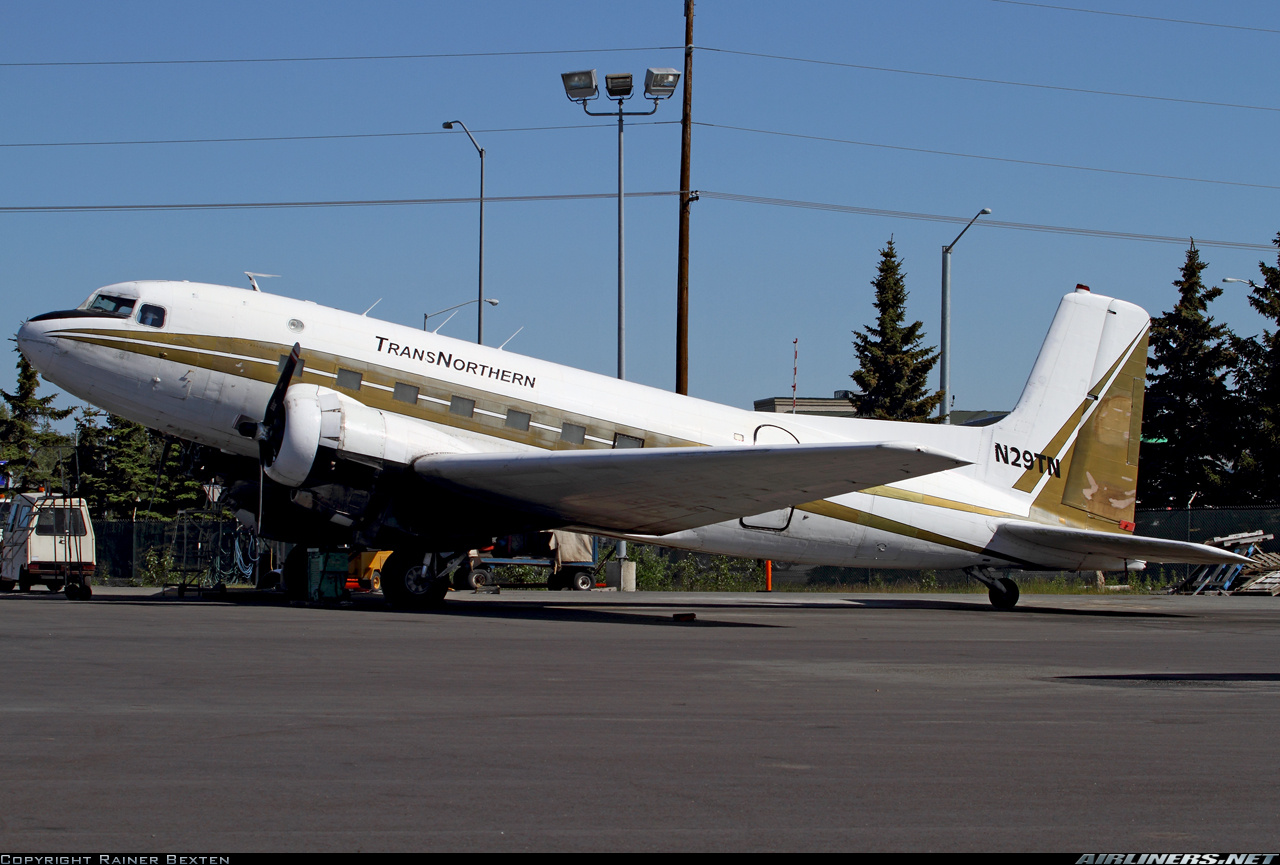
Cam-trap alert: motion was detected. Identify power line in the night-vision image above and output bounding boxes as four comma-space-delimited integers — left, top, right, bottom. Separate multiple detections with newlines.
699, 46, 1280, 114
0, 192, 680, 213
698, 191, 1274, 251
0, 46, 681, 68
696, 122, 1280, 191
0, 121, 677, 149
4, 118, 1266, 194
0, 189, 1269, 251
989, 1, 1280, 35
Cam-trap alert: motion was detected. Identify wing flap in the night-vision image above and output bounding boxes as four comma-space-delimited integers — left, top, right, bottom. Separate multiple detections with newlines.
413, 441, 970, 534
995, 522, 1253, 566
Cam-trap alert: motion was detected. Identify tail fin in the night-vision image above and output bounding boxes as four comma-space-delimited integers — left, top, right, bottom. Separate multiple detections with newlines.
984, 287, 1150, 533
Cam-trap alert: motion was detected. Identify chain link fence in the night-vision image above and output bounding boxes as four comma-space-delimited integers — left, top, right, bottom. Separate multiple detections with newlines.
93, 516, 285, 586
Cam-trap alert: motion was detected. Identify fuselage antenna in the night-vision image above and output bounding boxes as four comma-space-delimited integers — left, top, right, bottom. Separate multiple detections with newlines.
362, 298, 382, 316
431, 309, 461, 334
244, 272, 281, 292
497, 326, 524, 351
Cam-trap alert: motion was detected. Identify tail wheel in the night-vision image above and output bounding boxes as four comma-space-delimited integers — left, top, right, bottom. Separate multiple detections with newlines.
989, 576, 1020, 610
382, 550, 449, 610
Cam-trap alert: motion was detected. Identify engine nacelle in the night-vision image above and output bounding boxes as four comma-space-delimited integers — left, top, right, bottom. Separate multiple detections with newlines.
264, 384, 477, 488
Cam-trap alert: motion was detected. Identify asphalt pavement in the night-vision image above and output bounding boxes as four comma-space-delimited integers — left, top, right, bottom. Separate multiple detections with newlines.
2, 586, 1277, 852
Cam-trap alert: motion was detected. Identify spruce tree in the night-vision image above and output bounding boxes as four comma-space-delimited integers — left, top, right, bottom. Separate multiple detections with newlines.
850, 238, 942, 422
1139, 241, 1236, 506
0, 350, 74, 491
1229, 232, 1280, 499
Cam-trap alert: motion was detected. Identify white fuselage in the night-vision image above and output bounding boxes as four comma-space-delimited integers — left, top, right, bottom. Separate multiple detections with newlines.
17, 280, 1079, 571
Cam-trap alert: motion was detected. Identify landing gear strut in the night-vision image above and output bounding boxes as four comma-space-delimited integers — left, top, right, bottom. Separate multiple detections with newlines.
965, 567, 1020, 610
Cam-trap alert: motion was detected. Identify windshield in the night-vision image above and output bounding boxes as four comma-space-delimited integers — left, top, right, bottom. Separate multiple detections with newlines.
85, 294, 137, 317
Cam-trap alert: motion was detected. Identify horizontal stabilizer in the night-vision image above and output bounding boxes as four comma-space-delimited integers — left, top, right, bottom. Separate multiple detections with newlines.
414, 441, 970, 535
995, 522, 1253, 567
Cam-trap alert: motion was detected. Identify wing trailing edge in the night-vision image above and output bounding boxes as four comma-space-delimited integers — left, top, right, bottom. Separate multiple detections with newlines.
413, 441, 970, 535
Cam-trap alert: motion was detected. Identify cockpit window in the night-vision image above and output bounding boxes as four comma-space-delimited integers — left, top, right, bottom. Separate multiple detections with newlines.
137, 304, 166, 328
86, 294, 136, 317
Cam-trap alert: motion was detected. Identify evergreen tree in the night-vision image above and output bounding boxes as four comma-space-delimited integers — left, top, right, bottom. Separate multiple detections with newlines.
1139, 241, 1237, 506
1229, 232, 1280, 500
75, 408, 208, 519
850, 239, 942, 421
0, 350, 74, 491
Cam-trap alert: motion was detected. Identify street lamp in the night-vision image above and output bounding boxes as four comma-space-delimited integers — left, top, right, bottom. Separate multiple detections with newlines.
940, 207, 991, 425
1223, 277, 1262, 291
443, 120, 486, 344
424, 297, 499, 331
561, 67, 680, 381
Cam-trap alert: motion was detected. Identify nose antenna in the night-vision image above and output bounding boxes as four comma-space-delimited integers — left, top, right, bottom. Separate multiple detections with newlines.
244, 272, 281, 292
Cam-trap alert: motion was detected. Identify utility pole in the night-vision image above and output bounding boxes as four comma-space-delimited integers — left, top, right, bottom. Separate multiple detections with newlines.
675, 0, 694, 395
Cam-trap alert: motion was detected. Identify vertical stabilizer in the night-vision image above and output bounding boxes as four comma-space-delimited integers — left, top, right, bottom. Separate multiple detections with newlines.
984, 288, 1150, 532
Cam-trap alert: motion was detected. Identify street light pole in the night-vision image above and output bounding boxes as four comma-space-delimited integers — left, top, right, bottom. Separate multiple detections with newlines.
939, 207, 991, 424
561, 68, 680, 382
561, 68, 679, 567
443, 120, 485, 345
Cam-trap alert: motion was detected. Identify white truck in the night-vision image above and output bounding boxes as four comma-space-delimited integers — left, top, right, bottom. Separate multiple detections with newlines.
1, 494, 97, 599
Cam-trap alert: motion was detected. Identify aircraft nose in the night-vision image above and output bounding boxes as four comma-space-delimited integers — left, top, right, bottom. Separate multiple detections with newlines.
16, 317, 56, 372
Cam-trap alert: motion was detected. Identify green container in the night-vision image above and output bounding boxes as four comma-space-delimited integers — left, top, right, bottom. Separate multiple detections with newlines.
308, 551, 348, 601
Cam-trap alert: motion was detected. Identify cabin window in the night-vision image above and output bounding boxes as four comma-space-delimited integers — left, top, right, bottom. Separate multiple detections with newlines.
393, 382, 419, 404
450, 396, 475, 418
505, 409, 531, 431
613, 433, 645, 449
137, 304, 166, 328
86, 294, 136, 317
560, 423, 586, 445
35, 507, 87, 537
335, 369, 363, 391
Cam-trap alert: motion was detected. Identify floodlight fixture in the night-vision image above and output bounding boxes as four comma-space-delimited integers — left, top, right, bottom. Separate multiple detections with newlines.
605, 73, 634, 99
644, 67, 680, 99
561, 69, 599, 102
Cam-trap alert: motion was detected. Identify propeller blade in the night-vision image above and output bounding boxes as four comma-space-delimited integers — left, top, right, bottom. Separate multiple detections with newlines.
258, 343, 303, 465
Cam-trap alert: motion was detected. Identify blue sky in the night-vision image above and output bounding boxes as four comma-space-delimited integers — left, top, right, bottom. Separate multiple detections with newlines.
2, 1, 1277, 418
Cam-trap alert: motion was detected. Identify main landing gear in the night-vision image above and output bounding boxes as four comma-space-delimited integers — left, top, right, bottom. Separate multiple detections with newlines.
381, 550, 467, 610
965, 567, 1020, 610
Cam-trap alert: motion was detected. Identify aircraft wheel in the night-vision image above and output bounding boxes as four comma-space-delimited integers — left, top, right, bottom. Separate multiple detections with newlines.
382, 549, 448, 610
571, 569, 595, 591
988, 576, 1020, 610
282, 546, 309, 601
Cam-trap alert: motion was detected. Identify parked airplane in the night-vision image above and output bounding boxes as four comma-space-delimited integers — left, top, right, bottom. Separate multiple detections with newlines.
16, 280, 1248, 608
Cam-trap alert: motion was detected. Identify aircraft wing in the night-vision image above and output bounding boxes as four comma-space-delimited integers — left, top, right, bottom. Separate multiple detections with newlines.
413, 441, 970, 535
995, 522, 1253, 566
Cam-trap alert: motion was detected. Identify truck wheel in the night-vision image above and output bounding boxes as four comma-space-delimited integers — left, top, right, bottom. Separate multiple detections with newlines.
0, 579, 14, 592
571, 570, 595, 591
47, 582, 64, 594
370, 570, 381, 592
468, 568, 493, 589
18, 570, 31, 593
